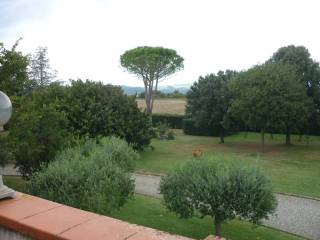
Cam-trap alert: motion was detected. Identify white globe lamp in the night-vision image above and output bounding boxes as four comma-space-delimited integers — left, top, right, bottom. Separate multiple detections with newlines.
0, 91, 12, 131
0, 91, 15, 199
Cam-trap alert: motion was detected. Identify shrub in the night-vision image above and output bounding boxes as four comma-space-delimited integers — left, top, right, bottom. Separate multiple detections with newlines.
160, 158, 277, 238
28, 137, 135, 214
56, 137, 138, 171
62, 80, 153, 150
9, 90, 71, 178
154, 122, 170, 137
154, 122, 176, 140
0, 133, 13, 166
182, 119, 216, 136
152, 114, 184, 129
167, 130, 175, 140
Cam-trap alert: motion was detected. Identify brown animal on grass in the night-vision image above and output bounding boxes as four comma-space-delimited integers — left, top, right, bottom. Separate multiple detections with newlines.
192, 148, 203, 158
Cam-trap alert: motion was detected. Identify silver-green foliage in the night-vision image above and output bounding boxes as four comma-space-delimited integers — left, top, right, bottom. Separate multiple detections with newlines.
160, 158, 277, 237
28, 137, 137, 214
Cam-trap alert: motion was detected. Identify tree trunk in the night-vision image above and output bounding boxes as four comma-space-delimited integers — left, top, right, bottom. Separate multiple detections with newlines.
220, 127, 225, 144
145, 79, 156, 115
145, 95, 152, 114
214, 218, 222, 238
261, 129, 265, 146
286, 133, 291, 146
270, 133, 274, 140
144, 83, 152, 114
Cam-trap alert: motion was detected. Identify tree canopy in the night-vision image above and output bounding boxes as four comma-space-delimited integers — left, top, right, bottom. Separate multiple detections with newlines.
9, 87, 71, 178
29, 46, 56, 88
160, 158, 277, 237
229, 62, 311, 145
120, 46, 184, 114
186, 70, 236, 143
269, 45, 320, 135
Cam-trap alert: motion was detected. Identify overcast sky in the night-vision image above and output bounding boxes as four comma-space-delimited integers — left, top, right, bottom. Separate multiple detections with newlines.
1, 0, 320, 86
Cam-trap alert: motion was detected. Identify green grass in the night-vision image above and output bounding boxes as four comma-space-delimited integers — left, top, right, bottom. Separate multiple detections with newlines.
137, 131, 320, 198
111, 194, 304, 240
3, 176, 27, 192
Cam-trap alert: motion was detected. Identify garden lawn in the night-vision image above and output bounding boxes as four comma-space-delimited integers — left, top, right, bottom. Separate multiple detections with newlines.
111, 194, 304, 240
137, 131, 320, 198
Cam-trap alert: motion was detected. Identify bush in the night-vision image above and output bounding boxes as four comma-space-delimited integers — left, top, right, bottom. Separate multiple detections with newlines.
0, 133, 13, 166
63, 80, 153, 150
154, 122, 170, 137
160, 158, 277, 237
167, 130, 175, 140
28, 137, 135, 214
56, 137, 138, 171
182, 119, 217, 136
153, 122, 176, 140
9, 90, 71, 178
152, 114, 183, 129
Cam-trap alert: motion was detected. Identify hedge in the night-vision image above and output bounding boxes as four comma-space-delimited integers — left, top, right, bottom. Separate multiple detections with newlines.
152, 114, 184, 129
183, 119, 221, 136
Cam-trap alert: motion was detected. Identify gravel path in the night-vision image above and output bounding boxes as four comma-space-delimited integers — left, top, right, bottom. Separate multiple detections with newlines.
2, 166, 319, 239
0, 165, 19, 176
132, 173, 320, 240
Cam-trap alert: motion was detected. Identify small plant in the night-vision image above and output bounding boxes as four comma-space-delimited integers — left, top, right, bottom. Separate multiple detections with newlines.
154, 122, 176, 140
167, 130, 175, 140
154, 122, 171, 140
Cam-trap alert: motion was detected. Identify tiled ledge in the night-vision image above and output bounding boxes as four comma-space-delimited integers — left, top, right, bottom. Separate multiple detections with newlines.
0, 193, 193, 240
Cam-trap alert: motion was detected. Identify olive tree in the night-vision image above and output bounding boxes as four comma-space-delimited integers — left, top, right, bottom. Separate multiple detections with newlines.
160, 159, 277, 238
120, 46, 184, 114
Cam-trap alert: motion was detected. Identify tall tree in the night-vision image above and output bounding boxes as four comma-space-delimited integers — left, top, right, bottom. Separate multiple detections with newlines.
29, 46, 56, 88
120, 46, 184, 114
186, 70, 236, 143
269, 45, 320, 135
229, 63, 310, 145
0, 39, 30, 96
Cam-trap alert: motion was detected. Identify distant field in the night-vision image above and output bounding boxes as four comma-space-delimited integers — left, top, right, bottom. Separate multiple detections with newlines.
136, 98, 186, 115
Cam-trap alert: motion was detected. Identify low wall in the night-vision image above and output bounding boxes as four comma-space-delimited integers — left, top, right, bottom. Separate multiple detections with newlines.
0, 192, 193, 240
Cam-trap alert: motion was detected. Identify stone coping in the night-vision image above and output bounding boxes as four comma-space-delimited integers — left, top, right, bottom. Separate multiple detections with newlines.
0, 193, 193, 240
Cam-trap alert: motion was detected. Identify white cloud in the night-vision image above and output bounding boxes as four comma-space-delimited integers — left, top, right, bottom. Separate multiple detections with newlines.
1, 0, 320, 86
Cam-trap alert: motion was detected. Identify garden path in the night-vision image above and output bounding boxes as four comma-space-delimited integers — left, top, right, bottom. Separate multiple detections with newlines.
133, 173, 320, 240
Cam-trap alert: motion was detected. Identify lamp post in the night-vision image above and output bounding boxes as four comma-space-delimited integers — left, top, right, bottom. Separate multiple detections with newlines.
0, 91, 15, 199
